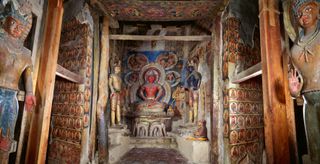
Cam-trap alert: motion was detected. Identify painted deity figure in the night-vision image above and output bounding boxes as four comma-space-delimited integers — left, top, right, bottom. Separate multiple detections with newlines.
288, 0, 320, 162
185, 64, 201, 123
109, 62, 122, 126
137, 70, 164, 111
0, 2, 36, 162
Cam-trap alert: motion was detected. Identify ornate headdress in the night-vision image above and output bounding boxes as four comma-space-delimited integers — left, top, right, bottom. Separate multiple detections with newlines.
145, 69, 157, 77
292, 0, 319, 16
145, 69, 159, 83
1, 1, 32, 40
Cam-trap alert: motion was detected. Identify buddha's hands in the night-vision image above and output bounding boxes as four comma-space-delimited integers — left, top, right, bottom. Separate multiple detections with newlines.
25, 94, 36, 112
288, 68, 303, 97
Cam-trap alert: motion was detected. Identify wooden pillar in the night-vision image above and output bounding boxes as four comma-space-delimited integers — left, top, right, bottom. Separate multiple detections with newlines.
283, 33, 299, 163
25, 0, 64, 163
89, 12, 100, 160
259, 0, 291, 163
211, 16, 224, 163
97, 16, 110, 163
16, 4, 44, 164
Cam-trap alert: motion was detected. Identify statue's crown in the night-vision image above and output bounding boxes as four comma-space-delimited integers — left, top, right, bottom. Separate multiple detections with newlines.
1, 1, 32, 26
1, 1, 32, 40
292, 0, 319, 16
146, 69, 157, 77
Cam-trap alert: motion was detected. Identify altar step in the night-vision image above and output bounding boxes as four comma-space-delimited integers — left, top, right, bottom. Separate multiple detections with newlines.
118, 148, 188, 164
108, 128, 178, 163
129, 137, 178, 149
108, 127, 209, 164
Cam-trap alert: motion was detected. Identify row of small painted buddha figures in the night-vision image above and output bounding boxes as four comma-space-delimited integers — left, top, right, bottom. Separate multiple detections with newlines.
0, 0, 319, 162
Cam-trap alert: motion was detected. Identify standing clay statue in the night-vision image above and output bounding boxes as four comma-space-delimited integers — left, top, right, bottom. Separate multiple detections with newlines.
288, 0, 320, 162
109, 62, 122, 126
0, 2, 36, 163
185, 61, 201, 123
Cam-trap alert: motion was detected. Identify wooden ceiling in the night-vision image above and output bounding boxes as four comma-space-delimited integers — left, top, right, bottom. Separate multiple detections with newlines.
94, 0, 225, 21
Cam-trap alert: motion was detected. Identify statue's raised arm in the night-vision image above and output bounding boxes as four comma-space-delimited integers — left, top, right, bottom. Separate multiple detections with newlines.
289, 0, 320, 162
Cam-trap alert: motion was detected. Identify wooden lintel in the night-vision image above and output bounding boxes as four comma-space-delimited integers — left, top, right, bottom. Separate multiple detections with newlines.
90, 0, 119, 28
56, 64, 85, 84
109, 34, 212, 41
232, 62, 262, 83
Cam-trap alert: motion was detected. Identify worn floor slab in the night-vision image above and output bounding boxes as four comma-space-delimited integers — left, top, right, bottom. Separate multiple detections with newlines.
117, 148, 188, 164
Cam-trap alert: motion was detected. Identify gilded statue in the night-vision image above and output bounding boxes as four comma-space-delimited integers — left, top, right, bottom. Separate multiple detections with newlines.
109, 62, 122, 126
185, 63, 201, 123
288, 0, 320, 162
0, 2, 36, 163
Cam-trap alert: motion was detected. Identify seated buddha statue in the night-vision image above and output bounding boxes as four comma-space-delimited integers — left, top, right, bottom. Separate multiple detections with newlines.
136, 70, 165, 112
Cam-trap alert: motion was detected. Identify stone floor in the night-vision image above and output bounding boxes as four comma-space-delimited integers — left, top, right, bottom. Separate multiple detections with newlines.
117, 148, 188, 164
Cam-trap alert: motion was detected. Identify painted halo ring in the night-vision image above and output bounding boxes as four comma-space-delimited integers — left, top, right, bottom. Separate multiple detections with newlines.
127, 53, 148, 71
156, 52, 178, 70
124, 71, 139, 86
165, 70, 181, 87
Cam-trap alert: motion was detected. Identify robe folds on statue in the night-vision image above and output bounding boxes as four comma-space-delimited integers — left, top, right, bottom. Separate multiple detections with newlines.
0, 88, 18, 151
302, 91, 320, 163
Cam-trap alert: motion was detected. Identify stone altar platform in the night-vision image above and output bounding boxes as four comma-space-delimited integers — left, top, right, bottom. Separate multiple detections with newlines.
108, 127, 210, 164
175, 134, 210, 164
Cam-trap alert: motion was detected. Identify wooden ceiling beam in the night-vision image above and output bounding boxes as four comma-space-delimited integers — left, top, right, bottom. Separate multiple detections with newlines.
109, 34, 211, 41
90, 0, 119, 28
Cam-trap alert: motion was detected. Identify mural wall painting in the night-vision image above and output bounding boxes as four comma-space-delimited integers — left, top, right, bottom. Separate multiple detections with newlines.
223, 17, 264, 163
48, 7, 93, 163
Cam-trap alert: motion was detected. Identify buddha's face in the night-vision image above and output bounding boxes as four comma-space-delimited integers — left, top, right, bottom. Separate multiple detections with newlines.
297, 2, 319, 29
147, 75, 156, 83
5, 16, 23, 38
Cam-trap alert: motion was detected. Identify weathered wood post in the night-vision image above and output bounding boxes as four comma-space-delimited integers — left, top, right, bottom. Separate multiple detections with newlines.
259, 0, 291, 163
25, 0, 64, 163
97, 16, 110, 163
